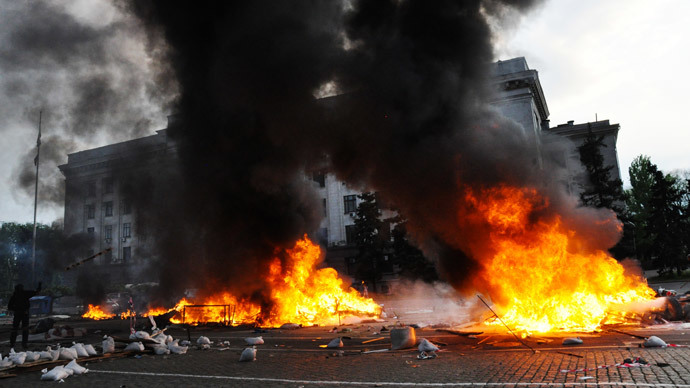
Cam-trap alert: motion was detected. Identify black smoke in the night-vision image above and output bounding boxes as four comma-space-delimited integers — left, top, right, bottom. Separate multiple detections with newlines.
122, 0, 618, 310
0, 0, 175, 207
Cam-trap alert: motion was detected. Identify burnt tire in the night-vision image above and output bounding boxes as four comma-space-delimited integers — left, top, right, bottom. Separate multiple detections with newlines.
663, 296, 683, 321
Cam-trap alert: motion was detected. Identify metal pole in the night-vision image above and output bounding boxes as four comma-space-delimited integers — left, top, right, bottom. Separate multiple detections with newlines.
31, 110, 42, 285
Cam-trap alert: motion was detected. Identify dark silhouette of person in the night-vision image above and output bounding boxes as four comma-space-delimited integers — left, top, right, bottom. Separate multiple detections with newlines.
8, 282, 41, 349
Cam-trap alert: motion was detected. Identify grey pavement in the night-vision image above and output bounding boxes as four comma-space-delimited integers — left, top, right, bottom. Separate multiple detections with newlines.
4, 322, 690, 387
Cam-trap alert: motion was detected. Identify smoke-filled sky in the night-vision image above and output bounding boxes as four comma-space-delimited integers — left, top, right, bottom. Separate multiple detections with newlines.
1, 0, 688, 228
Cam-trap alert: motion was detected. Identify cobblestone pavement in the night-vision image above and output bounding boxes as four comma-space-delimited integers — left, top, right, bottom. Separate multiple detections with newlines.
3, 321, 690, 387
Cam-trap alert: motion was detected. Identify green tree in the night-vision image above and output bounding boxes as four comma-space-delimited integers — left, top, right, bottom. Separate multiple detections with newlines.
390, 217, 438, 282
648, 168, 686, 275
352, 192, 387, 293
625, 155, 658, 266
577, 128, 624, 212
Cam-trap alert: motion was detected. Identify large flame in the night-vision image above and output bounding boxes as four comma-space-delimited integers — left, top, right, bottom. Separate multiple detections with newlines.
82, 304, 115, 320
467, 185, 655, 333
148, 236, 379, 326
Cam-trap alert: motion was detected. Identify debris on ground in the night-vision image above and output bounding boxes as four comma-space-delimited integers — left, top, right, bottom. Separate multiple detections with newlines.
361, 337, 385, 344
280, 323, 301, 330
561, 357, 651, 373
245, 336, 264, 345
417, 351, 437, 360
167, 339, 189, 354
562, 337, 583, 345
390, 327, 416, 350
239, 347, 256, 362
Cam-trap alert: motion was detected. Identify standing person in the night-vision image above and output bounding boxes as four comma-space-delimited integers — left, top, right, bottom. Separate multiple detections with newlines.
361, 281, 369, 298
8, 282, 41, 349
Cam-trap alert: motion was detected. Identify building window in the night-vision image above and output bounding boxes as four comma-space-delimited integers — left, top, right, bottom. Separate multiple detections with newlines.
312, 172, 325, 188
104, 201, 113, 217
104, 225, 113, 241
103, 177, 113, 194
345, 224, 356, 245
344, 195, 357, 214
122, 247, 131, 263
122, 200, 131, 215
322, 198, 327, 217
87, 227, 95, 234
122, 223, 131, 238
87, 181, 96, 197
85, 204, 95, 219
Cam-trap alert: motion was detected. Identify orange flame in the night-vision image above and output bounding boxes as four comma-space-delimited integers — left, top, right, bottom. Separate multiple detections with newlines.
467, 185, 655, 333
146, 237, 379, 326
82, 304, 115, 320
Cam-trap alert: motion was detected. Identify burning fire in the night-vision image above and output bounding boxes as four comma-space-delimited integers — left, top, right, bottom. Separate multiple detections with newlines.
82, 304, 115, 320
133, 236, 379, 326
467, 185, 655, 333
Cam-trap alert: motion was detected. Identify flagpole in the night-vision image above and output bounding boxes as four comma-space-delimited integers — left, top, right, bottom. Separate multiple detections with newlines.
31, 110, 42, 285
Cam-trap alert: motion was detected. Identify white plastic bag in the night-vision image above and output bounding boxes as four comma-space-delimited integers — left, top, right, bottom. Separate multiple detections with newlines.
72, 343, 90, 357
40, 366, 70, 381
643, 335, 667, 348
239, 347, 256, 362
197, 336, 212, 345
134, 331, 151, 340
244, 336, 264, 345
124, 342, 145, 352
418, 338, 439, 353
153, 345, 170, 355
562, 337, 583, 345
327, 338, 343, 348
0, 357, 12, 368
165, 335, 174, 344
9, 350, 27, 365
65, 360, 88, 375
25, 351, 41, 362
84, 344, 98, 356
168, 339, 188, 354
58, 347, 78, 360
102, 336, 116, 354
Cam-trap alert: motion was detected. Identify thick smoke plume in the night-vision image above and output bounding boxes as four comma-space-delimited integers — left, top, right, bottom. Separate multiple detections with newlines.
122, 0, 625, 311
0, 0, 175, 208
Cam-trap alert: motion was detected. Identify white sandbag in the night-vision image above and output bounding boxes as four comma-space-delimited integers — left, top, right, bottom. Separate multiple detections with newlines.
152, 345, 170, 355
9, 350, 26, 365
0, 357, 12, 368
124, 342, 145, 352
41, 366, 70, 381
244, 336, 264, 345
84, 344, 98, 356
71, 343, 90, 358
38, 350, 54, 361
165, 335, 174, 344
197, 336, 212, 345
168, 339, 188, 354
327, 338, 343, 348
39, 346, 59, 361
102, 336, 115, 354
180, 340, 191, 346
390, 327, 416, 350
65, 359, 88, 375
418, 338, 439, 353
562, 337, 583, 345
25, 351, 41, 362
239, 347, 256, 362
58, 347, 78, 360
643, 335, 667, 348
279, 323, 301, 330
134, 331, 151, 340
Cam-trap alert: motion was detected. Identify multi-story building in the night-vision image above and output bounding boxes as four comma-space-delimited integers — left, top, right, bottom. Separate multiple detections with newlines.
58, 127, 176, 286
57, 57, 623, 292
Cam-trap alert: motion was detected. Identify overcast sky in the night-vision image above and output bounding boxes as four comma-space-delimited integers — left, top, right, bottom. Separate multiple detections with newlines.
1, 0, 688, 225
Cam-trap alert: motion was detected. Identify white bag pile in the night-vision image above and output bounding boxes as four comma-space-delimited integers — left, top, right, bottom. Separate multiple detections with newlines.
58, 346, 78, 360
9, 349, 27, 365
124, 342, 145, 352
71, 342, 90, 358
